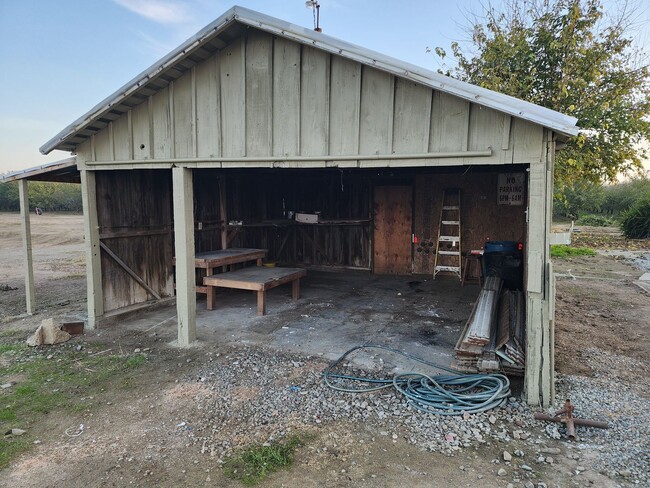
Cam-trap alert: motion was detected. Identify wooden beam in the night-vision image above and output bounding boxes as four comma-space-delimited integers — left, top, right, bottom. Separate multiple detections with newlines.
172, 166, 196, 346
18, 180, 35, 314
99, 241, 161, 300
219, 178, 227, 250
80, 170, 104, 329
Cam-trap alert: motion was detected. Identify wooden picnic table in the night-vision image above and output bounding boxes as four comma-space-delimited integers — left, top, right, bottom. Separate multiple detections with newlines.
174, 248, 267, 295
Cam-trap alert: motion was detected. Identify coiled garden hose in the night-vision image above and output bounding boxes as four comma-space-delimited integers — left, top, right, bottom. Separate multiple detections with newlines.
323, 344, 511, 415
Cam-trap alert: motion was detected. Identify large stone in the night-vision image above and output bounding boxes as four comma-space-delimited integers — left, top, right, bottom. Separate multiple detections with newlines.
26, 318, 71, 346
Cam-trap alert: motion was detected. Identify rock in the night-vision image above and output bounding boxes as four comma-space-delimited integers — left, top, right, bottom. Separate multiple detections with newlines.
489, 415, 497, 424
537, 483, 548, 488
7, 428, 26, 436
26, 318, 71, 346
503, 451, 512, 462
524, 482, 535, 488
576, 465, 586, 472
536, 455, 545, 463
521, 464, 532, 471
540, 447, 561, 455
1, 383, 13, 389
514, 449, 525, 457
507, 484, 514, 488
619, 469, 631, 477
498, 468, 507, 476
134, 348, 141, 353
545, 425, 561, 440
545, 457, 554, 464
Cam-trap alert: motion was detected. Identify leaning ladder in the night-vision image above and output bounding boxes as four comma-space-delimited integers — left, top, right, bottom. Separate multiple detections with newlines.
434, 188, 462, 280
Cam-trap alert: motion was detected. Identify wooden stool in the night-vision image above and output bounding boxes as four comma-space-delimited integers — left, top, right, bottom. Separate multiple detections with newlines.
462, 253, 483, 287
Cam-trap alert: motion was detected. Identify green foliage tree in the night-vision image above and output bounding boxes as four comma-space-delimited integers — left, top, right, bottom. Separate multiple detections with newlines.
553, 179, 605, 217
0, 181, 19, 211
620, 196, 650, 238
602, 176, 650, 215
435, 0, 650, 188
0, 181, 82, 212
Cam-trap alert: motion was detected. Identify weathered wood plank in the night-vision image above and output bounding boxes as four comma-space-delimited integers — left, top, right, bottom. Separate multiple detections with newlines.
359, 67, 393, 154
151, 86, 172, 159
195, 55, 221, 157
392, 78, 432, 154
172, 167, 196, 346
512, 118, 545, 163
80, 170, 104, 328
173, 73, 195, 158
429, 91, 470, 152
245, 30, 273, 156
131, 101, 152, 159
112, 115, 131, 160
220, 38, 246, 157
94, 126, 112, 162
374, 186, 412, 274
273, 37, 300, 156
468, 104, 506, 154
329, 55, 360, 155
100, 241, 161, 300
18, 180, 35, 314
300, 46, 329, 156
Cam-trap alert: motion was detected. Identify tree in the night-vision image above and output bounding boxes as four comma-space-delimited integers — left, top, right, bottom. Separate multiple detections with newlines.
435, 0, 650, 189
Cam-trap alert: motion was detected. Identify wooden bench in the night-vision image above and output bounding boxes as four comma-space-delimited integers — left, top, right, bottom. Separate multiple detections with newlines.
203, 267, 307, 316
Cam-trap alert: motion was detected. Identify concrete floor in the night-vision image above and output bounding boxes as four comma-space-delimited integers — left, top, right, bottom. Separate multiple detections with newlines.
121, 270, 481, 375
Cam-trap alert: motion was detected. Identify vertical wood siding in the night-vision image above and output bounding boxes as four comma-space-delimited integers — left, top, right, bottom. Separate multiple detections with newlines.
88, 33, 546, 166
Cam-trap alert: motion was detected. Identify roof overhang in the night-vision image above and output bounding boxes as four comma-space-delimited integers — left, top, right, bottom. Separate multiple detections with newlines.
1, 157, 79, 183
40, 5, 579, 155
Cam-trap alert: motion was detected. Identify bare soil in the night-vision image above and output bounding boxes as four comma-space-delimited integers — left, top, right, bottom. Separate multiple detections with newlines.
1, 213, 648, 487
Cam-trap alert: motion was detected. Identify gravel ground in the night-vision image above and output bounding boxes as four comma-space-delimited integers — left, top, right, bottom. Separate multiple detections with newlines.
553, 348, 650, 485
153, 345, 623, 486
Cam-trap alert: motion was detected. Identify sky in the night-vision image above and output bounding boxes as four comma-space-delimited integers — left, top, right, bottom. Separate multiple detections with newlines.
0, 0, 648, 175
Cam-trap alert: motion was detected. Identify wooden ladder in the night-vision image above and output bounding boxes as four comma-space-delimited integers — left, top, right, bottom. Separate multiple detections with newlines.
434, 188, 462, 280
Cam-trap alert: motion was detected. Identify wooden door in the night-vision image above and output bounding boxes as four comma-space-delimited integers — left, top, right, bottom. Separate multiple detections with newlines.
373, 186, 413, 274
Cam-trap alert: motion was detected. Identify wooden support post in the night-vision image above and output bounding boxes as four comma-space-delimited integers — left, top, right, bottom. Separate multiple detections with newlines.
80, 170, 104, 329
292, 279, 300, 300
18, 180, 35, 314
219, 178, 228, 250
524, 130, 555, 406
172, 166, 196, 346
257, 290, 266, 316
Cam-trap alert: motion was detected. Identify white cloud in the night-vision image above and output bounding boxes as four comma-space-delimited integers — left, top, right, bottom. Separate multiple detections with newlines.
113, 0, 192, 24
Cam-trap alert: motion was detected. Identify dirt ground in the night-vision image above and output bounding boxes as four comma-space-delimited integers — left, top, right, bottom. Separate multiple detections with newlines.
1, 212, 649, 487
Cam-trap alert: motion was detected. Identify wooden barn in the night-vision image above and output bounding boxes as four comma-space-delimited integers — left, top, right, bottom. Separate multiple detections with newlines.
39, 6, 578, 405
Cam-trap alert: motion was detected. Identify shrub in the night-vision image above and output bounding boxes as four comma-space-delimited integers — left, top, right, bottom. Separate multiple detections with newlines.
550, 245, 596, 258
575, 214, 615, 227
620, 197, 650, 239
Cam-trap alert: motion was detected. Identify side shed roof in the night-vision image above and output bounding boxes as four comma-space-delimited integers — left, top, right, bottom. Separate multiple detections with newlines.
1, 157, 79, 183
40, 5, 578, 155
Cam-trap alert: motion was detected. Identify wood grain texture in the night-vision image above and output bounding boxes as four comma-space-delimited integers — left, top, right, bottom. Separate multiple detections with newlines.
329, 55, 360, 156
359, 66, 393, 155
245, 30, 273, 156
220, 38, 246, 157
273, 38, 300, 156
373, 185, 412, 274
300, 46, 329, 156
196, 55, 221, 157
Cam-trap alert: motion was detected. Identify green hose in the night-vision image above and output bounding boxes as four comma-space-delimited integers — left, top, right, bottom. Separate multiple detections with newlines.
323, 344, 511, 415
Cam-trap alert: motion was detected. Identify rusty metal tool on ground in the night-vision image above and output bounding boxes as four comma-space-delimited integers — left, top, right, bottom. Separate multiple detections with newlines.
534, 399, 609, 440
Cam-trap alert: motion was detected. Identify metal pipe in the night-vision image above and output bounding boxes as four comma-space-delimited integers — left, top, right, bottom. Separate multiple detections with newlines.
84, 149, 493, 166
533, 413, 609, 430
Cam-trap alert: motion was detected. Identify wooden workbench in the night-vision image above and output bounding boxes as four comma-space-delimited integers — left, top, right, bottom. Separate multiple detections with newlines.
204, 266, 307, 315
174, 248, 267, 295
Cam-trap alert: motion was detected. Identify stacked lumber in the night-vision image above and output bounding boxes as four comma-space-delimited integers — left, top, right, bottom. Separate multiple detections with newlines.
453, 279, 526, 375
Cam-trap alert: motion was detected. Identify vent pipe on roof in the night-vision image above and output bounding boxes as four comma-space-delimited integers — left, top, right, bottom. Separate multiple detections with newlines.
305, 1, 322, 32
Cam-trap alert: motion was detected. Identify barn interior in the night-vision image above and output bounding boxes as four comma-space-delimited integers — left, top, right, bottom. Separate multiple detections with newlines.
95, 164, 528, 372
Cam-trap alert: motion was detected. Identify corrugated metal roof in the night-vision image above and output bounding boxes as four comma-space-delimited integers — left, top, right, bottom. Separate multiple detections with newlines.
1, 157, 78, 183
40, 5, 578, 155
